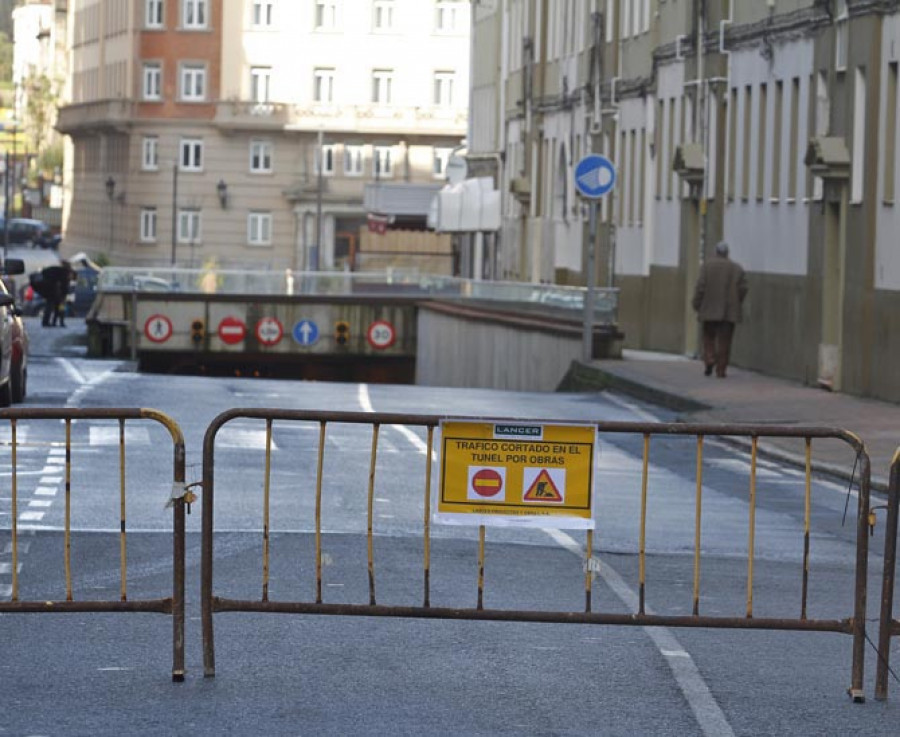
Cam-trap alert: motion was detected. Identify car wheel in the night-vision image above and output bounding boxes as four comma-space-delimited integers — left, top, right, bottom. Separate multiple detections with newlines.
11, 359, 25, 403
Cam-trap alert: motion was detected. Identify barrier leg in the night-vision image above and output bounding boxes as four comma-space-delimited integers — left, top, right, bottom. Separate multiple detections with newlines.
876, 461, 900, 700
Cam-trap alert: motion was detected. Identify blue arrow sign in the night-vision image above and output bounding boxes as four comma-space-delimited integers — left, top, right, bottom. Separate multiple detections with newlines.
574, 154, 616, 199
292, 319, 319, 346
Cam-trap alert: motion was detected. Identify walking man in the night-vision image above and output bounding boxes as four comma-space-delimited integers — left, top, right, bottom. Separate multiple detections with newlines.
692, 241, 748, 378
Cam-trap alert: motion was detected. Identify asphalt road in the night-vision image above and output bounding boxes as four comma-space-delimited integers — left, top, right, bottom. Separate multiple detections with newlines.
1, 328, 898, 735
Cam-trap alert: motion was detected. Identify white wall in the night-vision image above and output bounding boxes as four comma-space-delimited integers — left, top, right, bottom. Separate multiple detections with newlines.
723, 41, 813, 275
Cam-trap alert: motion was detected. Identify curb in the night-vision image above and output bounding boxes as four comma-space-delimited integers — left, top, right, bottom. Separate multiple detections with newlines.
558, 359, 888, 494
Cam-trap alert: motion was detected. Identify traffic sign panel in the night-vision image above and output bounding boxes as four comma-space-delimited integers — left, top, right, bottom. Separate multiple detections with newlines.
437, 420, 596, 529
293, 319, 320, 346
144, 314, 173, 343
218, 316, 247, 345
366, 320, 396, 350
255, 317, 284, 346
574, 154, 616, 198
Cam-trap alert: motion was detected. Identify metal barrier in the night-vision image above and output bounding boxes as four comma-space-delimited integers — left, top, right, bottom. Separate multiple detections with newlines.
876, 448, 900, 700
200, 410, 871, 699
0, 408, 188, 681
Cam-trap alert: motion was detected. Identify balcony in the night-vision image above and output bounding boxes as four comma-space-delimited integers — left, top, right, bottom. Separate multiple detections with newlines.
214, 100, 292, 131
56, 99, 136, 134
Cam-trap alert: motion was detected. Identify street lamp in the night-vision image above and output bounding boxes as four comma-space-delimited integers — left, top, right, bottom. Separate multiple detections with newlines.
216, 179, 228, 209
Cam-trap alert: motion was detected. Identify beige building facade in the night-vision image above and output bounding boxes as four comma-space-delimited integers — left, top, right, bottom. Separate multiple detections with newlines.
56, 0, 469, 270
470, 0, 900, 403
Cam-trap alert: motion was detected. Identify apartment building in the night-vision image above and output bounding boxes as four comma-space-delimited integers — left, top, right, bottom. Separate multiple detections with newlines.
56, 0, 469, 270
470, 0, 900, 403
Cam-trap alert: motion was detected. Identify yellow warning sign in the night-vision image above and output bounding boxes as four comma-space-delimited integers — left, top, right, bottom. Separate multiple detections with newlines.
437, 420, 595, 529
523, 469, 564, 502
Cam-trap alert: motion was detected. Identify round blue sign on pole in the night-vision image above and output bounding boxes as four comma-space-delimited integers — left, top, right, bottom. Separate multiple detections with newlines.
292, 319, 319, 346
574, 154, 617, 199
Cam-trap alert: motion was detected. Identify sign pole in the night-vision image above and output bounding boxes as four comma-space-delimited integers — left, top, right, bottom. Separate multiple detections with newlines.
582, 200, 598, 363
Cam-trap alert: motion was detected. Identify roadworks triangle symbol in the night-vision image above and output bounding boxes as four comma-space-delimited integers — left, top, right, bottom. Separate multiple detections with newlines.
523, 469, 563, 502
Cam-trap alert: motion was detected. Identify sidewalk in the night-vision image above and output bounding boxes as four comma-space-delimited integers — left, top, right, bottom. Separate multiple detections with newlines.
573, 350, 899, 492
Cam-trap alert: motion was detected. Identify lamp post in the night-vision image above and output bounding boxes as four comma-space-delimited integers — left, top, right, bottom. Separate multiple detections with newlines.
105, 175, 115, 255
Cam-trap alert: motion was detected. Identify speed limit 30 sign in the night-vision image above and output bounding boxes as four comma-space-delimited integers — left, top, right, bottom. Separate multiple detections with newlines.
366, 320, 396, 350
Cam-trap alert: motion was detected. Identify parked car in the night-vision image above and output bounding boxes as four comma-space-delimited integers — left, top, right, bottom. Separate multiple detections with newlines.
0, 218, 61, 250
0, 258, 28, 405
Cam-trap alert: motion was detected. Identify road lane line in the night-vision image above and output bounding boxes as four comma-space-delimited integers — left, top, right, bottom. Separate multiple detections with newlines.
56, 357, 87, 385
543, 527, 736, 737
359, 384, 439, 461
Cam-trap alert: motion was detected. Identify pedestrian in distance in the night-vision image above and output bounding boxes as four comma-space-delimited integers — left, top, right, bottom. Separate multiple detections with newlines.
691, 241, 748, 378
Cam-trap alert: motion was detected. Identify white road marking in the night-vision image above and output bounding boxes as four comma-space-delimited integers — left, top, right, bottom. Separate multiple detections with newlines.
40, 476, 62, 484
27, 499, 52, 508
19, 511, 45, 521
34, 487, 57, 496
543, 528, 736, 737
216, 427, 279, 451
359, 384, 438, 460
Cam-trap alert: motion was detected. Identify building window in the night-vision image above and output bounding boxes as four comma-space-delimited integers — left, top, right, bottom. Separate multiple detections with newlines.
179, 138, 203, 171
435, 0, 462, 33
248, 212, 272, 245
433, 146, 452, 177
374, 146, 393, 178
146, 0, 164, 28
344, 144, 364, 176
318, 144, 336, 175
250, 67, 271, 103
757, 83, 767, 201
180, 64, 206, 101
835, 0, 849, 72
886, 62, 898, 204
143, 63, 161, 100
788, 78, 800, 200
250, 139, 273, 173
140, 208, 157, 242
433, 71, 454, 107
852, 66, 866, 204
772, 80, 783, 200
183, 0, 208, 29
315, 0, 339, 30
252, 0, 275, 27
141, 136, 159, 170
373, 0, 394, 31
314, 68, 335, 103
372, 69, 393, 104
178, 209, 202, 243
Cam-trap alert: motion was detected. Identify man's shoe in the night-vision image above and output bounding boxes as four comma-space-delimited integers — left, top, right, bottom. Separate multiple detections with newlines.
704, 364, 713, 376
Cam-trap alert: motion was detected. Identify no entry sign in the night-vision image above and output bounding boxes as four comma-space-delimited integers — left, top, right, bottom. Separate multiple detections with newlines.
218, 316, 247, 345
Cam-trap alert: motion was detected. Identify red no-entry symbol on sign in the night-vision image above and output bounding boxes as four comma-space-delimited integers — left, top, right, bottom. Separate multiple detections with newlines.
218, 316, 247, 345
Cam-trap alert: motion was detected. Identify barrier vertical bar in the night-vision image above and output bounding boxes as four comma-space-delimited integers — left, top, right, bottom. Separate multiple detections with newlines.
315, 421, 326, 604
849, 447, 870, 702
693, 435, 704, 616
876, 449, 900, 700
11, 419, 17, 601
639, 433, 650, 615
585, 529, 593, 613
367, 424, 380, 605
64, 420, 72, 602
262, 419, 272, 602
119, 419, 127, 601
801, 438, 812, 620
423, 425, 433, 608
477, 525, 485, 610
747, 436, 758, 618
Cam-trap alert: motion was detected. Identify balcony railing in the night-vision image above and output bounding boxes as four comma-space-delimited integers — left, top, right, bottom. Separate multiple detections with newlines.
213, 101, 292, 129
98, 267, 618, 324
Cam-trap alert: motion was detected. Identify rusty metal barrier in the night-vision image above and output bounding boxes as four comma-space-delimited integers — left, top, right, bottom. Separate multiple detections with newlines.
200, 410, 871, 699
876, 448, 900, 700
0, 408, 188, 681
